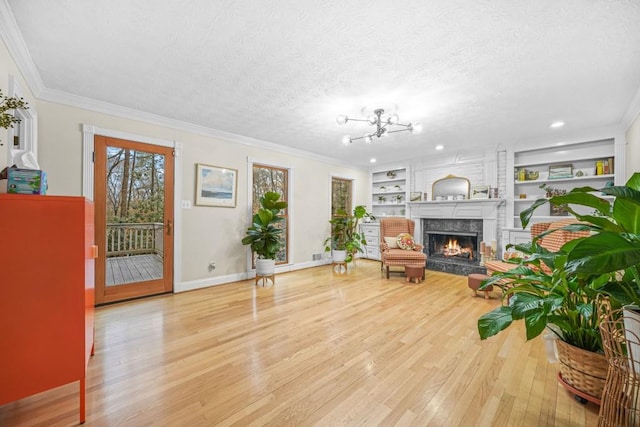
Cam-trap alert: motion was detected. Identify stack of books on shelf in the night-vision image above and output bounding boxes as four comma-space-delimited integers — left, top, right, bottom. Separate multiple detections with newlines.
596, 158, 614, 175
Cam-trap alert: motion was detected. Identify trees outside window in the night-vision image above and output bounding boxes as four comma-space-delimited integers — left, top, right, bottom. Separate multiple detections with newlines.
331, 177, 352, 217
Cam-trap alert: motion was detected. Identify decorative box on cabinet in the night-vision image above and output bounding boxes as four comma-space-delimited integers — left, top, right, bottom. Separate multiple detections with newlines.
0, 194, 96, 424
360, 223, 380, 260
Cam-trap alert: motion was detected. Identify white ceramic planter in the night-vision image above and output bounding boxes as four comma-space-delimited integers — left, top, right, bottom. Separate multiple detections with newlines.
332, 250, 347, 263
256, 258, 275, 276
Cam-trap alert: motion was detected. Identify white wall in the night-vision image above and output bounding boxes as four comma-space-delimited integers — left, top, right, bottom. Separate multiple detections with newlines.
626, 111, 640, 179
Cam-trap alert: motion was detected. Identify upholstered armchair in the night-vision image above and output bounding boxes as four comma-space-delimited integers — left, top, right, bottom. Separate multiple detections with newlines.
485, 219, 589, 276
379, 218, 427, 279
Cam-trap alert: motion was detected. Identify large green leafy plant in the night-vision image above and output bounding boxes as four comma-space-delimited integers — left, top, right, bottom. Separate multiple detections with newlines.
323, 205, 374, 263
242, 192, 288, 260
523, 173, 640, 307
478, 173, 640, 351
477, 237, 608, 352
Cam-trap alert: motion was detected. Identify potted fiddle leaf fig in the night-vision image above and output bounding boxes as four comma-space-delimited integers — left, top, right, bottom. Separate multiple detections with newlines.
242, 192, 288, 276
323, 205, 374, 263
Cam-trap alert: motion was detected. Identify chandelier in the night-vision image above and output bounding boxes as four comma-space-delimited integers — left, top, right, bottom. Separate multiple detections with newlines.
336, 106, 422, 145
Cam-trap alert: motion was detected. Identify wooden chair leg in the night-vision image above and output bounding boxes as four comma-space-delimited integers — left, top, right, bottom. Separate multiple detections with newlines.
386, 266, 389, 279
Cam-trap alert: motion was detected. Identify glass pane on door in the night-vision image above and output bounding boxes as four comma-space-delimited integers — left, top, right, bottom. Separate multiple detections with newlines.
105, 146, 165, 286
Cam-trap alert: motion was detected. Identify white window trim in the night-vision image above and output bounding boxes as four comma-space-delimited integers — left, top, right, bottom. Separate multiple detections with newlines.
246, 156, 293, 271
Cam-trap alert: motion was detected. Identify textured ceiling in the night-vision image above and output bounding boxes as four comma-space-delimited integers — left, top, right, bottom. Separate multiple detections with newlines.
5, 0, 640, 167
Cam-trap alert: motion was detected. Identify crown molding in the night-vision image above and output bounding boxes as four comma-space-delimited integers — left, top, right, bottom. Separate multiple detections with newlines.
38, 87, 356, 167
0, 0, 44, 96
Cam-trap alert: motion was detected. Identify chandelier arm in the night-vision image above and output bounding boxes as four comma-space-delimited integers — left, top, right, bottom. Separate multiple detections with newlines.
386, 128, 412, 134
345, 118, 370, 123
392, 122, 412, 128
349, 135, 367, 142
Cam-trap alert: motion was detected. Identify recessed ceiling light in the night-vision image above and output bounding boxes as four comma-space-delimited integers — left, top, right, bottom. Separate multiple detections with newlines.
435, 145, 444, 150
370, 158, 376, 163
550, 121, 565, 128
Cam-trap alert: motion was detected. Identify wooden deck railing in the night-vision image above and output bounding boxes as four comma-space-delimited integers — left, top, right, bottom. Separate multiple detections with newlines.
106, 223, 164, 258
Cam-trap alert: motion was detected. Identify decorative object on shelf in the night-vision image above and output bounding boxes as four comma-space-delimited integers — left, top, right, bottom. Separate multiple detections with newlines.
336, 105, 422, 144
539, 183, 564, 198
548, 164, 573, 179
394, 194, 404, 203
526, 170, 539, 180
491, 188, 499, 198
432, 174, 470, 200
471, 185, 490, 199
423, 193, 429, 201
410, 191, 422, 202
386, 170, 397, 179
393, 184, 402, 191
379, 185, 387, 192
377, 196, 386, 204
195, 163, 238, 207
519, 193, 527, 199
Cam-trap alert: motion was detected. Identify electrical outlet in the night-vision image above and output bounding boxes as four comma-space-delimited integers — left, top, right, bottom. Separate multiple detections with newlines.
208, 260, 216, 272
181, 200, 192, 209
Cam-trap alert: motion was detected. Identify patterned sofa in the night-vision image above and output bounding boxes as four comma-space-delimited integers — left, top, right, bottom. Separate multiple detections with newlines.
485, 219, 590, 276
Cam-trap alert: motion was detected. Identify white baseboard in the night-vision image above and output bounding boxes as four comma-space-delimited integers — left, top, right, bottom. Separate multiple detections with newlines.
174, 259, 331, 293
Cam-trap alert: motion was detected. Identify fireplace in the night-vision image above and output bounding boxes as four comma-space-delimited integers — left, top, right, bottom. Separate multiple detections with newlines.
423, 218, 486, 275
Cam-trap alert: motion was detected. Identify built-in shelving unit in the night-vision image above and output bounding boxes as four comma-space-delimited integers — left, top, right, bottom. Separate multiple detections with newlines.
371, 167, 407, 218
505, 137, 624, 243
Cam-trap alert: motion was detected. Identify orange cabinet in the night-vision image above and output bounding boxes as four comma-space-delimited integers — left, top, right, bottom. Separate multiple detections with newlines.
0, 194, 95, 424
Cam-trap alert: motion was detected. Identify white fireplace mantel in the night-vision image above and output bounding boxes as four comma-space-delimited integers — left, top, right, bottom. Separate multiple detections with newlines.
408, 199, 505, 246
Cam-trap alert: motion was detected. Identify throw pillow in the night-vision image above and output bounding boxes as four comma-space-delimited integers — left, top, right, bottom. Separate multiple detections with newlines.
383, 236, 399, 248
396, 233, 415, 250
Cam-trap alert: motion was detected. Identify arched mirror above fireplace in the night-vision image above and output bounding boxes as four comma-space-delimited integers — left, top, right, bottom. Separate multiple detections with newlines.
432, 175, 470, 200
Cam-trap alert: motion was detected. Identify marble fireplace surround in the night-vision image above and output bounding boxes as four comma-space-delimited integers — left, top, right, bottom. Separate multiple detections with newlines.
408, 199, 504, 274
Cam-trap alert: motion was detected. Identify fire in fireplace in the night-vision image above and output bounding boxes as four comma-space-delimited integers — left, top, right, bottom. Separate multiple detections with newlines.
422, 218, 485, 275
442, 238, 473, 259
429, 232, 477, 261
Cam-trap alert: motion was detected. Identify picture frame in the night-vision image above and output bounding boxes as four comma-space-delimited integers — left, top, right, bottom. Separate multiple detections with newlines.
548, 164, 573, 179
195, 163, 237, 207
471, 185, 490, 199
410, 191, 422, 202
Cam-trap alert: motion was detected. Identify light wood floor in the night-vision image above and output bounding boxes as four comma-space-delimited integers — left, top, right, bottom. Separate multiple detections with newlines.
0, 260, 599, 426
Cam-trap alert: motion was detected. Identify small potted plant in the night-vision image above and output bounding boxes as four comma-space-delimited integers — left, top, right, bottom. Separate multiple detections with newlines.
377, 196, 386, 204
323, 206, 374, 263
242, 192, 288, 276
0, 89, 28, 141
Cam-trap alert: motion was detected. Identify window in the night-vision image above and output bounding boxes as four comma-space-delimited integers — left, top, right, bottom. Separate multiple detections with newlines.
252, 164, 289, 264
331, 177, 352, 216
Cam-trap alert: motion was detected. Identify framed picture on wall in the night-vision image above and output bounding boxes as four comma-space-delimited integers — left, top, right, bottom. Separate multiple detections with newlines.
410, 191, 422, 202
195, 163, 238, 207
471, 185, 490, 199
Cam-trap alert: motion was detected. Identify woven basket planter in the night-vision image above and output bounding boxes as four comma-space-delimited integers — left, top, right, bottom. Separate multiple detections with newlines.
556, 339, 608, 400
